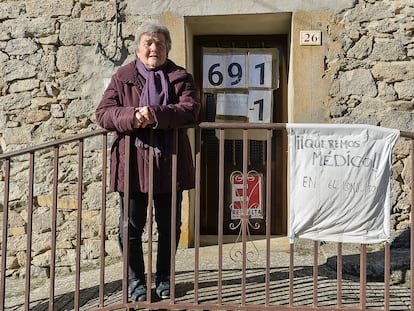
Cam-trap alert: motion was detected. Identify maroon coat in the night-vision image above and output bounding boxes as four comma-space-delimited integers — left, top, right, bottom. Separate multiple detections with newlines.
96, 59, 200, 193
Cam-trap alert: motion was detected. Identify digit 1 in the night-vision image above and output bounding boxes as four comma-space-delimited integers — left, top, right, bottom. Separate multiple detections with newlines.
254, 62, 265, 85
254, 99, 264, 121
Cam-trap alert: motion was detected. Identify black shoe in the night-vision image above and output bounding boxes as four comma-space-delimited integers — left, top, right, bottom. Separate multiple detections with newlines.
129, 280, 147, 302
156, 280, 170, 299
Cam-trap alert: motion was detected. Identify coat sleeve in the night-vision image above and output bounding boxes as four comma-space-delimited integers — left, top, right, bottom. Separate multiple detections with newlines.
95, 75, 136, 133
150, 71, 200, 130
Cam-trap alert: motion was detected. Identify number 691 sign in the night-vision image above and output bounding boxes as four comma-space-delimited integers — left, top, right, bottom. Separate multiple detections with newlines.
203, 52, 274, 89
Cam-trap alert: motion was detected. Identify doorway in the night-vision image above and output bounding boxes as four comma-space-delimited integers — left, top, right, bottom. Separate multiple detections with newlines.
193, 35, 288, 236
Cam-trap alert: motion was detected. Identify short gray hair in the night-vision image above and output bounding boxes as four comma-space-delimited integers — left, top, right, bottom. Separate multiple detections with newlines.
135, 22, 172, 53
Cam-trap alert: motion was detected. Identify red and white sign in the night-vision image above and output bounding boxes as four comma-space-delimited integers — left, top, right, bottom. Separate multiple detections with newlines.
230, 171, 263, 220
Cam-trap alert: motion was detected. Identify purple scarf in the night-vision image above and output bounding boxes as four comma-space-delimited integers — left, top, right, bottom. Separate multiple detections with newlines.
136, 58, 169, 108
135, 58, 172, 156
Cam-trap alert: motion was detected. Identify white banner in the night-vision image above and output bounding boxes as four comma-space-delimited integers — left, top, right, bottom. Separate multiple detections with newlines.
287, 124, 400, 244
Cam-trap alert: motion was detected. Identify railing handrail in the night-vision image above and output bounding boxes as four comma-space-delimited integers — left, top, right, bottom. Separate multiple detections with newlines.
199, 122, 414, 139
0, 128, 108, 160
1, 123, 413, 160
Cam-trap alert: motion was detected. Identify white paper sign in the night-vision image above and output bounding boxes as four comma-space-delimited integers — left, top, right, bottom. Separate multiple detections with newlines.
249, 53, 273, 88
216, 93, 248, 117
287, 124, 400, 244
224, 54, 246, 88
248, 90, 272, 122
203, 53, 222, 88
203, 53, 246, 88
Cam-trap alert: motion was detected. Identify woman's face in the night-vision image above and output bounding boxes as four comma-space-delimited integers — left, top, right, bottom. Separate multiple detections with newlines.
136, 32, 168, 69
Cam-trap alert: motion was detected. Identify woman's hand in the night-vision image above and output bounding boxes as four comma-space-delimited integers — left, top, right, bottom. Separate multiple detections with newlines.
133, 107, 155, 128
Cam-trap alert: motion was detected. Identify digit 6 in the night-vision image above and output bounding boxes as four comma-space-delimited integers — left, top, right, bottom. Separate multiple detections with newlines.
208, 63, 224, 86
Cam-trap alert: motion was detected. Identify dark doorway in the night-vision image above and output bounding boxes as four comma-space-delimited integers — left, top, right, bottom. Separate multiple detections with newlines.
193, 35, 288, 235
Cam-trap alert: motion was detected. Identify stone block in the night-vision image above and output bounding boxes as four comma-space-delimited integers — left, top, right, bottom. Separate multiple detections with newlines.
26, 109, 51, 124
50, 104, 65, 118
32, 250, 51, 267
37, 194, 78, 210
56, 46, 79, 74
0, 2, 22, 20
66, 99, 95, 118
59, 21, 110, 46
346, 35, 373, 59
28, 17, 57, 37
38, 35, 59, 46
105, 239, 121, 258
3, 126, 32, 145
31, 97, 58, 107
9, 79, 40, 93
82, 239, 101, 260
370, 39, 406, 61
372, 61, 414, 83
9, 227, 26, 236
339, 69, 377, 97
7, 235, 27, 254
80, 2, 115, 22
394, 79, 414, 100
26, 0, 73, 18
0, 59, 37, 82
56, 249, 76, 267
0, 92, 31, 111
6, 256, 20, 270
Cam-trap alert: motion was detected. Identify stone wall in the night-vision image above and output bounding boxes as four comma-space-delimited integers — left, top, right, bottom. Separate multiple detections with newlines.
0, 0, 142, 278
0, 0, 413, 279
323, 0, 414, 247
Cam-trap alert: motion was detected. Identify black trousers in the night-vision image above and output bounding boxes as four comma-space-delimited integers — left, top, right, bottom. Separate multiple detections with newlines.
118, 191, 183, 283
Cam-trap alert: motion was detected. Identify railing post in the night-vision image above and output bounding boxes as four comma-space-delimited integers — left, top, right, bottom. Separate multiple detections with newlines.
218, 128, 225, 305
122, 135, 131, 305
145, 131, 154, 304
49, 146, 59, 311
337, 242, 342, 308
170, 129, 178, 301
24, 153, 35, 311
74, 139, 84, 310
360, 244, 367, 310
313, 240, 318, 307
384, 241, 390, 311
99, 133, 108, 308
241, 129, 249, 306
0, 159, 10, 311
194, 126, 201, 305
411, 140, 414, 308
265, 129, 272, 306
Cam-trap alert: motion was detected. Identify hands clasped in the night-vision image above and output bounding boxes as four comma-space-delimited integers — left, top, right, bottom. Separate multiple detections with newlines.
133, 106, 155, 128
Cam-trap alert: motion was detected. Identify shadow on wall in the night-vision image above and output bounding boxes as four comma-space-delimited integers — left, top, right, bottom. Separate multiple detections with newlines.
324, 228, 411, 283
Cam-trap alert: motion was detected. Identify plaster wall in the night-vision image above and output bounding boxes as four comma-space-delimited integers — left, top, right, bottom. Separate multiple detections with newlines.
125, 0, 355, 16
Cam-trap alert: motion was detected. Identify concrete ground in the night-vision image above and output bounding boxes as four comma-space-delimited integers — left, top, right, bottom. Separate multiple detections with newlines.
3, 237, 412, 310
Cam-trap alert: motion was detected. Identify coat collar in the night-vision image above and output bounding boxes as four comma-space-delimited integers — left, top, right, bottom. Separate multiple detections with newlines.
116, 59, 183, 85
116, 60, 139, 85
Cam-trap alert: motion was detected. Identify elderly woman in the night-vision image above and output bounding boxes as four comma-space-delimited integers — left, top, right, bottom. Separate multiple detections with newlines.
96, 22, 200, 302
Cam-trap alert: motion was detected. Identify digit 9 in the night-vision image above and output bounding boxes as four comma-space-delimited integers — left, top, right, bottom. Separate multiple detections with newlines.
228, 62, 242, 85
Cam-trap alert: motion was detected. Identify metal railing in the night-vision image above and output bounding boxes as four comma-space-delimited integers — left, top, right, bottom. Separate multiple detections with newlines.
0, 123, 413, 311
